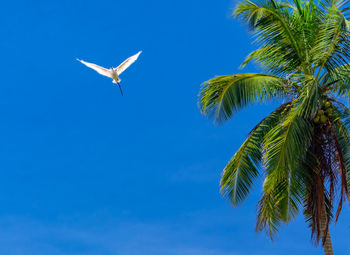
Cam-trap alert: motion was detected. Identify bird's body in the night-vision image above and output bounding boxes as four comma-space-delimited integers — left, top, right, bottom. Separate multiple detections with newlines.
110, 69, 121, 84
77, 51, 142, 95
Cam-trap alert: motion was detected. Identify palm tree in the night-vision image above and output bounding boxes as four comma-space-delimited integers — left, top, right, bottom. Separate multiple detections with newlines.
198, 1, 350, 254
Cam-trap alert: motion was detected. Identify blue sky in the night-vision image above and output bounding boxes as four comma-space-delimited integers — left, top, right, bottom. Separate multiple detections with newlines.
0, 0, 349, 254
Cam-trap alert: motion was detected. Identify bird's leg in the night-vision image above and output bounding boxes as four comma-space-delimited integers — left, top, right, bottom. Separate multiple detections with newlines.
117, 82, 124, 96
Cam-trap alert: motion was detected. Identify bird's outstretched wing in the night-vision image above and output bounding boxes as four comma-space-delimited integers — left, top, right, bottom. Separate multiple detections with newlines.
77, 59, 112, 77
116, 51, 142, 75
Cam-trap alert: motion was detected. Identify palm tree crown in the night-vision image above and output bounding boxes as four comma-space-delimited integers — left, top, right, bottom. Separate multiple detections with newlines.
199, 0, 350, 253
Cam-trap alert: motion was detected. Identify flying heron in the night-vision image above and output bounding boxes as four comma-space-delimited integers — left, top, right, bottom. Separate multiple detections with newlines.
77, 51, 142, 96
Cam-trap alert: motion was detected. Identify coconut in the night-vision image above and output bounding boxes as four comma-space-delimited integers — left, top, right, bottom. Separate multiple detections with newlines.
317, 110, 324, 116
320, 115, 328, 124
314, 116, 320, 123
325, 101, 331, 108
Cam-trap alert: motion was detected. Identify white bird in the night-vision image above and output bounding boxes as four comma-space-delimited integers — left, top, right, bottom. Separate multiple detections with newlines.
77, 51, 142, 96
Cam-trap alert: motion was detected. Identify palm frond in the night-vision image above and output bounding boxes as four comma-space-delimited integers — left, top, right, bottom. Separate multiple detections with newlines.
234, 0, 312, 75
263, 113, 313, 179
257, 162, 305, 238
332, 120, 350, 212
322, 63, 350, 99
332, 99, 350, 131
221, 106, 285, 205
312, 3, 350, 79
199, 74, 286, 122
256, 190, 282, 238
263, 82, 319, 181
329, 101, 350, 198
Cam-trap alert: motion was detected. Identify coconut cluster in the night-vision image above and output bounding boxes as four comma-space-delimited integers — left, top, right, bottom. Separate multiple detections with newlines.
313, 100, 332, 124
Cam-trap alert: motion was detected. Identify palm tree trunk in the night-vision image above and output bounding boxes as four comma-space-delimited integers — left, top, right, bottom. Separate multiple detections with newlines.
321, 205, 334, 255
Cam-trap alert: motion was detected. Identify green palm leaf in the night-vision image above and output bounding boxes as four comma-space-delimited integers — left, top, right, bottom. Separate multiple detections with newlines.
221, 106, 283, 205
199, 74, 286, 122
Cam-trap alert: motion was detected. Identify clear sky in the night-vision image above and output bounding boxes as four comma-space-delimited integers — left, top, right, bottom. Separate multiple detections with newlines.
0, 0, 349, 254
